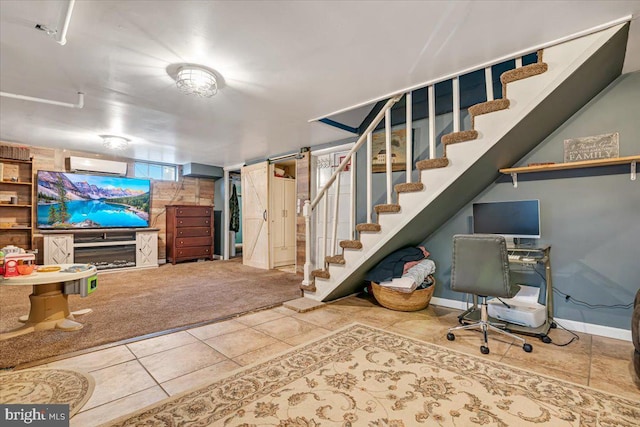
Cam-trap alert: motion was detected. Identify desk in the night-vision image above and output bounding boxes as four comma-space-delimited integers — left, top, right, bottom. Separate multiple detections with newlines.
459, 246, 556, 343
0, 264, 97, 340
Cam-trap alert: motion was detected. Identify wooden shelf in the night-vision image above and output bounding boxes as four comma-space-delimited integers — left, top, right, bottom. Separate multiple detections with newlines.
500, 155, 638, 187
0, 158, 34, 250
0, 158, 32, 164
0, 181, 32, 186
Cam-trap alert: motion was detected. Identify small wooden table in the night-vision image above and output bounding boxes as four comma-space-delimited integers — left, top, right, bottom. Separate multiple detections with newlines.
0, 264, 98, 340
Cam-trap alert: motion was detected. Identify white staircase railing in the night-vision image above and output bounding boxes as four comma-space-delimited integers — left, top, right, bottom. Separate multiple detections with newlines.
302, 51, 540, 291
301, 58, 523, 289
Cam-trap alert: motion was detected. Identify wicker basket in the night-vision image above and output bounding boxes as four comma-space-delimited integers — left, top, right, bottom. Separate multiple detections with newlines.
371, 276, 436, 312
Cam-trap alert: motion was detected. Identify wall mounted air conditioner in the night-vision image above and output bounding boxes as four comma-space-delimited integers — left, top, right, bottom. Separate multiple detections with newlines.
68, 156, 128, 176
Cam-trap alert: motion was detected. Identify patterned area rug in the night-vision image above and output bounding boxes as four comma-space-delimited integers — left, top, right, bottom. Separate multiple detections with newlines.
104, 324, 639, 426
0, 368, 94, 416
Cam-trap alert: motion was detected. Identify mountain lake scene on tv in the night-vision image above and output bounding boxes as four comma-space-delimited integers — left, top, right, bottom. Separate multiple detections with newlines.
37, 172, 150, 228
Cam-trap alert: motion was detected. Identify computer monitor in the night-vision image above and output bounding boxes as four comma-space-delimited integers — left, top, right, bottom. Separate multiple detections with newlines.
472, 200, 540, 244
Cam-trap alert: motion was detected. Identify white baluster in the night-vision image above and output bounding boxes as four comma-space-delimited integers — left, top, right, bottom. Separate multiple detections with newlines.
428, 85, 436, 159
367, 132, 372, 222
302, 200, 312, 287
485, 67, 494, 101
406, 91, 412, 183
350, 151, 356, 239
331, 172, 341, 257
322, 193, 328, 266
385, 108, 392, 204
453, 77, 460, 132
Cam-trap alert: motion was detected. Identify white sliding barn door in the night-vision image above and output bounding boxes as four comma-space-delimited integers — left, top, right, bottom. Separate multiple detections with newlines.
241, 162, 270, 269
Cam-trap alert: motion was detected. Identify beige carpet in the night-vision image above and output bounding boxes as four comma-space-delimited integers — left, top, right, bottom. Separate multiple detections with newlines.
0, 259, 301, 368
0, 368, 94, 416
103, 324, 639, 426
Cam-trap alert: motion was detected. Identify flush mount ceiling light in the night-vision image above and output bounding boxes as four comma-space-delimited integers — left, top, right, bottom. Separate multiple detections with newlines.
175, 65, 218, 97
100, 135, 130, 150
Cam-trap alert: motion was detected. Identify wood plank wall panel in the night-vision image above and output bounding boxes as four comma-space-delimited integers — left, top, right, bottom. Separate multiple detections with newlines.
2, 142, 215, 264
295, 151, 310, 274
151, 177, 215, 260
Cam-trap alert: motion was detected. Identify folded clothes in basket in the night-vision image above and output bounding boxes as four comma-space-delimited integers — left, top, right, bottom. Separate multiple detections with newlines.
378, 259, 436, 293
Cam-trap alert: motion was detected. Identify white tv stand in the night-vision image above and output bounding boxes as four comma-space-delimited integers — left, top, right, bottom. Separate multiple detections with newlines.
41, 228, 159, 270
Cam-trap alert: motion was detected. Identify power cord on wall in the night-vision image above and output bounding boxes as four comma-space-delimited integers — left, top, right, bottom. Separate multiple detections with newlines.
553, 287, 633, 310
528, 266, 632, 310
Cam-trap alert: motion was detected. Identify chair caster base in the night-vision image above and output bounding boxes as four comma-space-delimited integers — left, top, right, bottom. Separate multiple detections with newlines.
446, 332, 455, 341
480, 345, 490, 354
523, 343, 533, 352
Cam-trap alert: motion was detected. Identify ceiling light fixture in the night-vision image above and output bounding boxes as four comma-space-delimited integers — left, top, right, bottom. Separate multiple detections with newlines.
100, 135, 130, 150
175, 65, 218, 97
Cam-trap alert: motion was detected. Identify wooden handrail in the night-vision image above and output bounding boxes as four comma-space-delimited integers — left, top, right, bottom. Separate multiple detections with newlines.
310, 95, 402, 209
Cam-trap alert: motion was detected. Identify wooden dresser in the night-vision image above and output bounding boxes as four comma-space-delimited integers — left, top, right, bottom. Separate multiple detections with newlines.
166, 205, 214, 264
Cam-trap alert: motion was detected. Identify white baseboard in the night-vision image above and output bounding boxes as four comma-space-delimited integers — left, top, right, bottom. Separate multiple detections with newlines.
430, 297, 632, 342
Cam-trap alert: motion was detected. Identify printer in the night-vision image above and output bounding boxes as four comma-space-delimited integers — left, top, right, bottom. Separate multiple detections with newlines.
487, 285, 546, 328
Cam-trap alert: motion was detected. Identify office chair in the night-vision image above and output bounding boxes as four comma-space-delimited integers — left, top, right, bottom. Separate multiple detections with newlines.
446, 234, 533, 354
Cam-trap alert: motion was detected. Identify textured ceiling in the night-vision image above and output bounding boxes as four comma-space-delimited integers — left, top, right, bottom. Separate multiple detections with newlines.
1, 1, 639, 167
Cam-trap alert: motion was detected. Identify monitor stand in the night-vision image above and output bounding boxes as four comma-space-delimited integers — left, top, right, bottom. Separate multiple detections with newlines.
507, 237, 537, 249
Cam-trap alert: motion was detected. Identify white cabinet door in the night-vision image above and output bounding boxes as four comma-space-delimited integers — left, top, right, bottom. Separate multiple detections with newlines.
242, 162, 270, 269
136, 230, 158, 267
44, 234, 74, 264
270, 177, 296, 267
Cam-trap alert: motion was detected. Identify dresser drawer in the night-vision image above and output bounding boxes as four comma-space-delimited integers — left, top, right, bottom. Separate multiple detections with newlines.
175, 206, 212, 217
174, 246, 212, 258
175, 237, 212, 247
176, 217, 211, 227
175, 227, 211, 238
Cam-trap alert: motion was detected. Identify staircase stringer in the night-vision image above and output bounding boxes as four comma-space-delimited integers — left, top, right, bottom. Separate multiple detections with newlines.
307, 23, 628, 302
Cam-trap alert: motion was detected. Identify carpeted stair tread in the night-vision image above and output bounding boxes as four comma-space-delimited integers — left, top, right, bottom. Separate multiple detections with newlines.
442, 130, 478, 146
356, 223, 381, 232
299, 283, 317, 292
416, 157, 450, 170
469, 99, 510, 127
395, 182, 424, 193
340, 240, 363, 250
325, 255, 345, 264
311, 269, 330, 279
374, 204, 401, 214
501, 62, 548, 97
469, 98, 510, 118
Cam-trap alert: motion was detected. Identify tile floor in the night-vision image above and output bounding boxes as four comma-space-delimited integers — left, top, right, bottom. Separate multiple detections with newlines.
35, 295, 639, 426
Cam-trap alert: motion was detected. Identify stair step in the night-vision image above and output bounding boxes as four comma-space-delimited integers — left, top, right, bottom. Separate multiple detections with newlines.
442, 130, 478, 150
469, 98, 510, 127
325, 255, 345, 264
356, 223, 381, 232
374, 204, 401, 214
395, 182, 424, 193
311, 269, 330, 279
416, 157, 450, 170
340, 240, 363, 250
299, 283, 317, 292
501, 62, 548, 97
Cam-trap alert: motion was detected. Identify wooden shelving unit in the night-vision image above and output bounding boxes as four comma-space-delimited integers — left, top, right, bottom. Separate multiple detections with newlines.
500, 155, 639, 187
0, 158, 34, 249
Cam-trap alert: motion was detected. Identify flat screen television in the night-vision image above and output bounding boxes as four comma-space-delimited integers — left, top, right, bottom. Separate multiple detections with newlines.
37, 171, 151, 229
472, 200, 540, 241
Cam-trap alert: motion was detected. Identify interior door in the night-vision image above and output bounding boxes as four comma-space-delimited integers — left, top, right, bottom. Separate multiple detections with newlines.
241, 162, 270, 269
